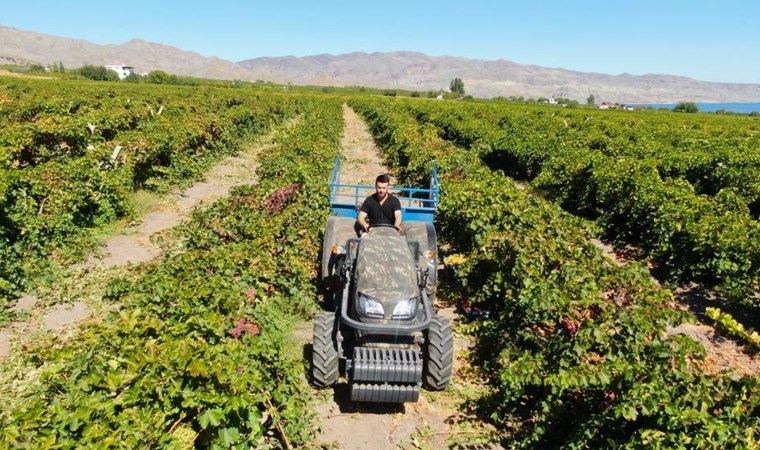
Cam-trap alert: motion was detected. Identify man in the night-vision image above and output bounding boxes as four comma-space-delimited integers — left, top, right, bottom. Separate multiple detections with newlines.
358, 174, 402, 235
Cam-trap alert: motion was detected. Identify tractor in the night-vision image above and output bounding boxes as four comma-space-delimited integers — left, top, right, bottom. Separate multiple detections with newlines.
312, 157, 453, 403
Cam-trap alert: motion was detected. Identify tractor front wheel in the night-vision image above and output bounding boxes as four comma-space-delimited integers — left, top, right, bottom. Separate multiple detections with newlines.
312, 312, 340, 387
423, 315, 453, 390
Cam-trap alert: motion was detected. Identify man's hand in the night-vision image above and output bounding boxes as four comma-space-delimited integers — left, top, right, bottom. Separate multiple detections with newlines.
358, 211, 371, 234
394, 209, 403, 235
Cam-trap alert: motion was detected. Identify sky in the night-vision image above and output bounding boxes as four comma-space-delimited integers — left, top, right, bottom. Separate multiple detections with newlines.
2, 0, 759, 83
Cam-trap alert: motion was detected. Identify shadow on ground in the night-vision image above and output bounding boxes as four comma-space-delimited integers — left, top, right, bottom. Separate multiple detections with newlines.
674, 282, 760, 331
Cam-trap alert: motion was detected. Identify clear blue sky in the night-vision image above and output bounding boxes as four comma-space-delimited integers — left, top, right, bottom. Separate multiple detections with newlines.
2, 0, 758, 83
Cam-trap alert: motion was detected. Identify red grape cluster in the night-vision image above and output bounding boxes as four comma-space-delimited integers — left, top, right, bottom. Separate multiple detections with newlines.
561, 317, 581, 336
263, 183, 301, 213
228, 318, 261, 339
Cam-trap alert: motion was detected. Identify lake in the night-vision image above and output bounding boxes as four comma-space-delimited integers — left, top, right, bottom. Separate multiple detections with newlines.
636, 102, 760, 114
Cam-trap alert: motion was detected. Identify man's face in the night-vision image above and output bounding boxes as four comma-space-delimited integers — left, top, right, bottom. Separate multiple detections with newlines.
375, 181, 389, 199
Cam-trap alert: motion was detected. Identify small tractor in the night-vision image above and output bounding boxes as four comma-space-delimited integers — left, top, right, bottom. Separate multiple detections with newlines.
312, 157, 453, 403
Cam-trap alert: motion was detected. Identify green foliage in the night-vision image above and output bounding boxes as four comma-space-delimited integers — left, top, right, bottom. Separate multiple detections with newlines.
586, 94, 595, 105
0, 77, 298, 310
556, 97, 580, 108
48, 61, 65, 73
0, 95, 344, 448
450, 77, 465, 96
142, 70, 199, 86
350, 96, 760, 449
77, 64, 119, 81
706, 307, 760, 349
123, 73, 140, 83
144, 70, 171, 84
673, 101, 699, 113
390, 98, 760, 313
2, 75, 758, 448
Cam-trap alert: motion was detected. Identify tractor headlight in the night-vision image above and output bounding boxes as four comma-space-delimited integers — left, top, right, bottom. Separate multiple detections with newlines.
392, 297, 419, 319
358, 293, 384, 318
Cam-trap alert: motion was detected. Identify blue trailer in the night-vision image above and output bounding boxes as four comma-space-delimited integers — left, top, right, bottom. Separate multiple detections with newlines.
327, 156, 439, 223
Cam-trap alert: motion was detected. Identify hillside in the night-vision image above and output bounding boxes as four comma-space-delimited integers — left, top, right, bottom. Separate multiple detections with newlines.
238, 51, 760, 103
2, 25, 760, 103
0, 25, 250, 80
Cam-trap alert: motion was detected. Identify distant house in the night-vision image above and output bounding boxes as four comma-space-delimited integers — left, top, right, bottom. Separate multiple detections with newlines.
105, 64, 136, 80
599, 102, 622, 110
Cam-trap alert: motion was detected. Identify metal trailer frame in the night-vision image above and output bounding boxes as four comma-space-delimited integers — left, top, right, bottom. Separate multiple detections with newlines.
328, 156, 439, 222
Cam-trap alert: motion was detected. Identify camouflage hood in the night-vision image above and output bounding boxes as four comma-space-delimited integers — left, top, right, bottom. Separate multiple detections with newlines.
355, 229, 418, 302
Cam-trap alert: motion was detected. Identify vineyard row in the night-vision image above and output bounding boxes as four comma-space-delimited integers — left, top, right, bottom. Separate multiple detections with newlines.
1, 95, 345, 447
400, 99, 760, 314
350, 97, 758, 449
1, 78, 303, 316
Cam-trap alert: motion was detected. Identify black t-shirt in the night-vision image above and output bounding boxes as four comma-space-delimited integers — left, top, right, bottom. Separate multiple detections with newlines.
360, 193, 401, 226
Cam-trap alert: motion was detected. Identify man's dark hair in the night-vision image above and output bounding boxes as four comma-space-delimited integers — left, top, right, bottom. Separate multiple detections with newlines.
376, 174, 390, 184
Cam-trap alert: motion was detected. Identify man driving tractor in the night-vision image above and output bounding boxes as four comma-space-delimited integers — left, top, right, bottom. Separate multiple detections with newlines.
314, 158, 451, 402
357, 174, 402, 234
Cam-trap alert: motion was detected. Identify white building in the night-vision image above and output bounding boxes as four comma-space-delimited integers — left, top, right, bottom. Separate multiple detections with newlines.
105, 64, 136, 80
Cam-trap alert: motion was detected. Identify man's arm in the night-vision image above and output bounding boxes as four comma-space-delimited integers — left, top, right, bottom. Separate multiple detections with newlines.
394, 209, 402, 231
358, 211, 371, 233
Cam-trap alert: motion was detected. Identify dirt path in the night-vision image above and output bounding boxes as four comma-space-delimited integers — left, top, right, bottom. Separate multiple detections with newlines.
0, 125, 282, 360
93, 152, 263, 268
306, 105, 499, 449
338, 105, 392, 186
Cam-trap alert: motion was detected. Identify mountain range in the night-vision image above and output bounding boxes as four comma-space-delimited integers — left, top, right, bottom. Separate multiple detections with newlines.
2, 25, 759, 103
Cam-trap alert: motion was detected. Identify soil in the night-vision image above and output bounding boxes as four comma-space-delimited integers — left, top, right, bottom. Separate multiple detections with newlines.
91, 144, 264, 269
0, 332, 9, 359
330, 105, 394, 206
338, 105, 391, 186
0, 69, 54, 79
306, 105, 501, 449
40, 302, 93, 331
0, 127, 277, 360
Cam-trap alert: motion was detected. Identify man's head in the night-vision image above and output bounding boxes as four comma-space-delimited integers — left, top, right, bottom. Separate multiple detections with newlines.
375, 174, 390, 199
